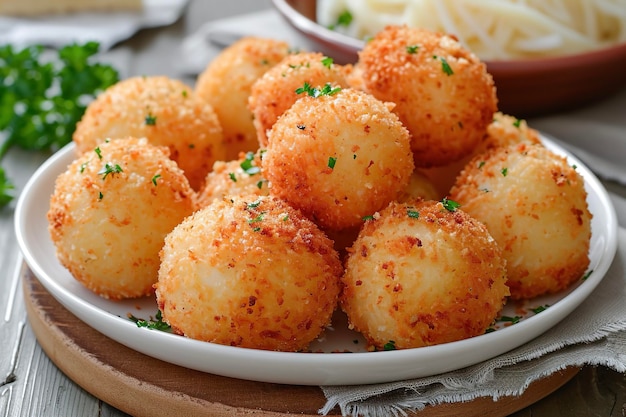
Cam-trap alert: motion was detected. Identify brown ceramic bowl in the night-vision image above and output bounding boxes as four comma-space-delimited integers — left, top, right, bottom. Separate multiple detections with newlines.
272, 0, 626, 117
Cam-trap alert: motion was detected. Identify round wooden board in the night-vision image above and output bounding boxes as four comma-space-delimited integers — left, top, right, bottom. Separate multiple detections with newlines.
22, 264, 579, 417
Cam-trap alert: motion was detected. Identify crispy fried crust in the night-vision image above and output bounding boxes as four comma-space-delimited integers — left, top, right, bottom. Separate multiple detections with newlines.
155, 195, 343, 351
195, 37, 291, 160
248, 52, 349, 148
73, 76, 225, 191
341, 199, 509, 349
450, 143, 592, 299
47, 137, 196, 299
264, 88, 414, 231
357, 25, 498, 167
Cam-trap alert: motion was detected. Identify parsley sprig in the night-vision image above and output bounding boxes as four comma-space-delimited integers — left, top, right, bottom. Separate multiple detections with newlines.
295, 82, 342, 98
0, 41, 119, 208
128, 310, 171, 332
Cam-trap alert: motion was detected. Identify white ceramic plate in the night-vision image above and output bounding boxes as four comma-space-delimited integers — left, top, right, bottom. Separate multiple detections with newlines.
15, 136, 618, 386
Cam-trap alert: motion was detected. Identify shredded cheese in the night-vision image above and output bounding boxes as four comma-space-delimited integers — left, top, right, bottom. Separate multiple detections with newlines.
317, 0, 626, 60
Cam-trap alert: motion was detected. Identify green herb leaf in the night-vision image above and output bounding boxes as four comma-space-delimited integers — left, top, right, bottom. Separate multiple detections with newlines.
499, 315, 522, 324
329, 10, 353, 29
128, 311, 171, 332
433, 55, 454, 75
441, 197, 461, 212
0, 166, 15, 207
296, 82, 341, 98
328, 156, 337, 169
240, 151, 260, 175
0, 42, 119, 208
406, 45, 419, 54
383, 340, 396, 351
145, 113, 157, 126
151, 174, 161, 186
531, 305, 550, 314
98, 162, 123, 180
407, 209, 420, 219
321, 56, 334, 69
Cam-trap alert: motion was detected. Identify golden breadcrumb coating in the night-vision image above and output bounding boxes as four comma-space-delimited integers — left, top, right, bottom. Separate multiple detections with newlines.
72, 76, 225, 191
450, 143, 592, 299
195, 37, 291, 160
341, 199, 509, 349
357, 25, 498, 168
47, 138, 196, 299
423, 111, 543, 197
248, 52, 349, 147
196, 150, 269, 208
264, 88, 414, 231
155, 195, 343, 351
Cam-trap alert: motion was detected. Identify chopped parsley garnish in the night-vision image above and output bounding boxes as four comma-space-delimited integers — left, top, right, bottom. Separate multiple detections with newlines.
513, 118, 522, 128
295, 82, 341, 98
478, 161, 485, 169
182, 90, 188, 97
248, 212, 266, 225
582, 270, 593, 281
247, 199, 262, 209
441, 197, 461, 212
145, 113, 157, 126
228, 172, 237, 182
79, 161, 89, 173
362, 214, 375, 221
98, 191, 104, 200
406, 45, 419, 54
241, 152, 260, 175
128, 311, 171, 332
321, 56, 334, 69
95, 147, 103, 159
328, 156, 337, 169
407, 209, 420, 219
151, 174, 161, 186
383, 340, 396, 351
499, 315, 522, 324
98, 162, 123, 180
433, 55, 454, 75
501, 167, 508, 176
531, 305, 550, 314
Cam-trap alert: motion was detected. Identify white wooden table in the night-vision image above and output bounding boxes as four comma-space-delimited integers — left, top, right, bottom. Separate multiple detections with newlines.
2, 1, 626, 415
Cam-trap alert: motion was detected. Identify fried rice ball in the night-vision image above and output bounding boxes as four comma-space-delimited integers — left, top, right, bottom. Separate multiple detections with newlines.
357, 25, 498, 168
264, 88, 414, 231
47, 138, 196, 299
449, 143, 592, 300
423, 112, 543, 197
341, 199, 509, 350
196, 150, 269, 208
155, 195, 343, 352
195, 37, 291, 160
73, 76, 225, 191
248, 52, 350, 147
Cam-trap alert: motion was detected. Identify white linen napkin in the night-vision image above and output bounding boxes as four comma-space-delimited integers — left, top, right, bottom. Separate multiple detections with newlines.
0, 0, 188, 51
320, 227, 626, 416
